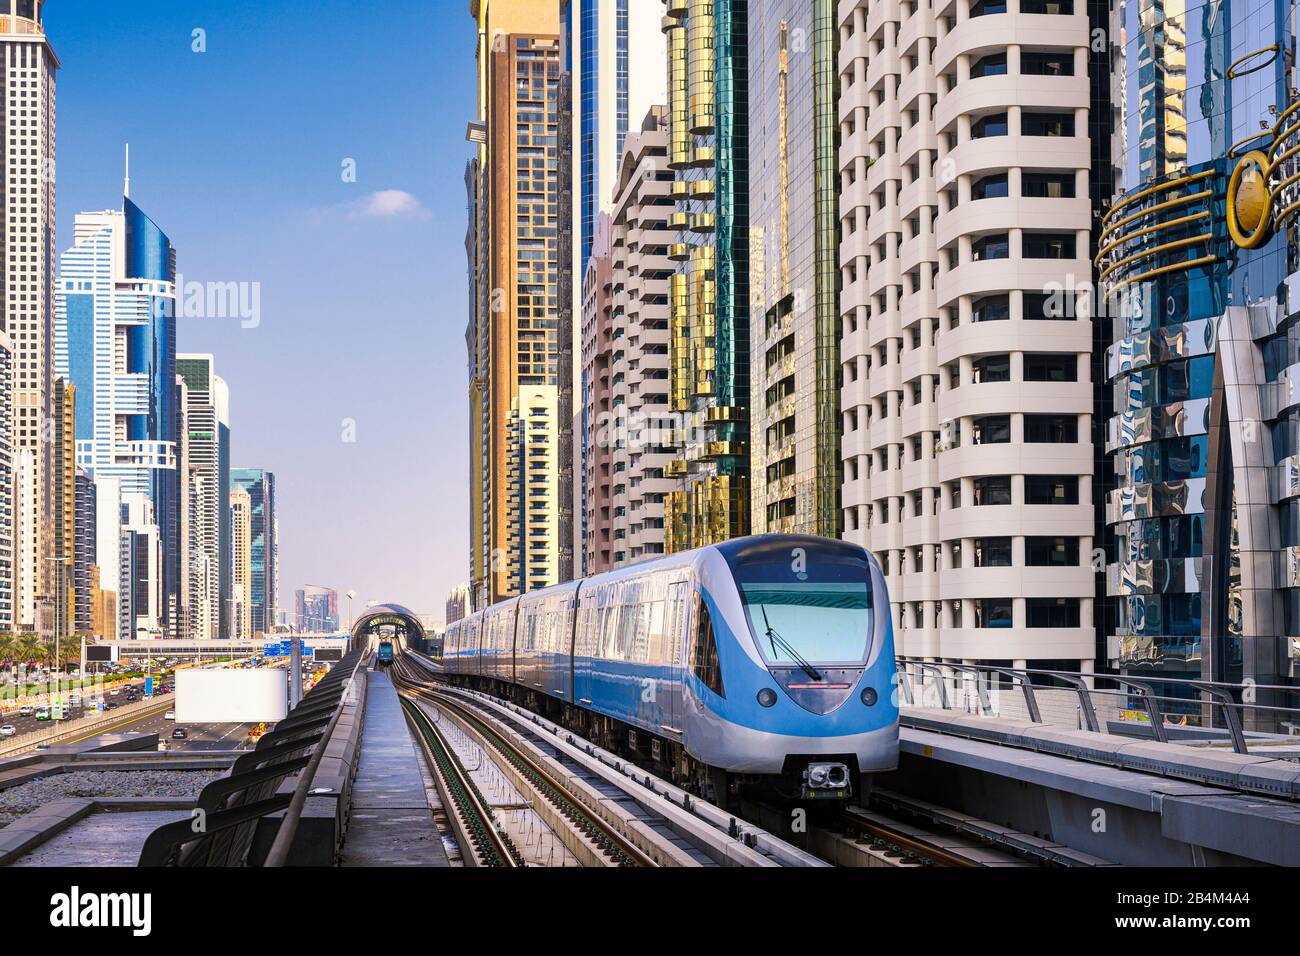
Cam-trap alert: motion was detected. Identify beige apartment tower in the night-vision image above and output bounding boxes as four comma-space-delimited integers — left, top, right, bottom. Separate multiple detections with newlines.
2, 2, 57, 632
836, 0, 1096, 671
582, 108, 675, 570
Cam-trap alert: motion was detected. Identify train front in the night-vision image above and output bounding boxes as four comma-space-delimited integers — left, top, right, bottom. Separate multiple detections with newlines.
689, 536, 898, 800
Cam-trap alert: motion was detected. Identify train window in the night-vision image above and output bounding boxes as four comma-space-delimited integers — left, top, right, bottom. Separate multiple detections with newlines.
692, 600, 725, 698
732, 555, 873, 664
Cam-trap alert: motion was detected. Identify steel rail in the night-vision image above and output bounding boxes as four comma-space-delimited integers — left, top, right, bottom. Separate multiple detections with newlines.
392, 659, 655, 867
400, 695, 524, 867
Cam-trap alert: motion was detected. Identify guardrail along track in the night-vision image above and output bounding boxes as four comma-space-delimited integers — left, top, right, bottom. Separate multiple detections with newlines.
399, 696, 524, 868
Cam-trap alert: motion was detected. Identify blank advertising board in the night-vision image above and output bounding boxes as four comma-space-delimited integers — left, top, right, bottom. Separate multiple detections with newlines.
175, 669, 289, 723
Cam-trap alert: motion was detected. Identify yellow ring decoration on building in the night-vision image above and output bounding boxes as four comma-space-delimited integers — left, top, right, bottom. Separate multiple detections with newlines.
1227, 150, 1273, 249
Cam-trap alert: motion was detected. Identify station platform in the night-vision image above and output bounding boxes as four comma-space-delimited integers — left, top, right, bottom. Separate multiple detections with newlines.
338, 671, 449, 867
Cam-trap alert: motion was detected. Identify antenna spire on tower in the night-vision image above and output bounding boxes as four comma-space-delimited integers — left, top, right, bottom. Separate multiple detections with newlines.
124, 143, 130, 199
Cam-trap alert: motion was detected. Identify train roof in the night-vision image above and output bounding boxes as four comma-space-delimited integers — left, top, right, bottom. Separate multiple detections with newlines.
446, 535, 869, 628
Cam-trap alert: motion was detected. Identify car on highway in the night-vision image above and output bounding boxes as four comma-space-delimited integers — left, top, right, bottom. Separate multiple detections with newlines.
68, 693, 82, 706
164, 710, 176, 720
0, 724, 15, 737
171, 728, 188, 739
34, 707, 49, 720
18, 705, 32, 716
109, 687, 121, 697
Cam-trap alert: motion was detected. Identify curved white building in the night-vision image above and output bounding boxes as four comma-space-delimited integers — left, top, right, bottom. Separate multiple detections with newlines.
837, 0, 1095, 671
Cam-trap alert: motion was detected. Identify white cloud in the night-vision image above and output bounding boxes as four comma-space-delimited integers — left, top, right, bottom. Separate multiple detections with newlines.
330, 189, 430, 221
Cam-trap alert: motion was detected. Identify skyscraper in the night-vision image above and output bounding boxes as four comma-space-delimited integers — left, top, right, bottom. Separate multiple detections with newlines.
561, 3, 668, 581
466, 0, 563, 603
231, 467, 277, 636
51, 378, 74, 641
92, 476, 121, 640
177, 354, 229, 638
72, 466, 95, 636
54, 195, 180, 637
2, 1, 58, 633
0, 331, 14, 633
662, 0, 751, 551
835, 0, 1096, 671
748, 2, 841, 536
1100, 0, 1299, 719
295, 585, 339, 633
582, 107, 675, 570
230, 486, 251, 641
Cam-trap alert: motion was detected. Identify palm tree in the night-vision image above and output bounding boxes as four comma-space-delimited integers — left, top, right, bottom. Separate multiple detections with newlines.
15, 634, 42, 668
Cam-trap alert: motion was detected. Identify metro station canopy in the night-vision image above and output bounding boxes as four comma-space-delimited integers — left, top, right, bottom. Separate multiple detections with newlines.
350, 604, 426, 649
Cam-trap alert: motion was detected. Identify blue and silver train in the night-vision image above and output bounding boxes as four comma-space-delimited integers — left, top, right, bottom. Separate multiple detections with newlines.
377, 640, 394, 665
444, 535, 898, 801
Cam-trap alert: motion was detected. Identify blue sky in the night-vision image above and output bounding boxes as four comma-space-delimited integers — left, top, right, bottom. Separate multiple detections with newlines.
47, 0, 477, 622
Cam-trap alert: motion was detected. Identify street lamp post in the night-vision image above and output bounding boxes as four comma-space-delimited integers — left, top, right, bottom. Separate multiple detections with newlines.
42, 555, 72, 728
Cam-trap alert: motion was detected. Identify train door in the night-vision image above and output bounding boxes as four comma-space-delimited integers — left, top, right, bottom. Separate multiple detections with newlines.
662, 580, 691, 739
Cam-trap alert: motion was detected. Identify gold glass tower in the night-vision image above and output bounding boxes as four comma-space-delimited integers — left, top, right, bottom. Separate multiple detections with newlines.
662, 0, 750, 552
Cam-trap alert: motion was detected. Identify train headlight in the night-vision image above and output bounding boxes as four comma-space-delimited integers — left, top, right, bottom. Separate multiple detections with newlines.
756, 688, 778, 708
860, 686, 878, 707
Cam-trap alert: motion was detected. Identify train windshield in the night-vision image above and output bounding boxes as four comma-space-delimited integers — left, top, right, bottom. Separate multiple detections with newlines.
733, 558, 873, 665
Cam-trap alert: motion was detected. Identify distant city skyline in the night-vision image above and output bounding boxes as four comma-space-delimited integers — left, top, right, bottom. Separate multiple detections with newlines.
45, 1, 476, 618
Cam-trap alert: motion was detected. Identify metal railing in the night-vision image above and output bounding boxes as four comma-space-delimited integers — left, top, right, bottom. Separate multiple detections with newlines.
896, 657, 1300, 755
137, 647, 367, 867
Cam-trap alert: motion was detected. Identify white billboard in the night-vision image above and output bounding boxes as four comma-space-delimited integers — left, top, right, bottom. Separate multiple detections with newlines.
175, 669, 288, 723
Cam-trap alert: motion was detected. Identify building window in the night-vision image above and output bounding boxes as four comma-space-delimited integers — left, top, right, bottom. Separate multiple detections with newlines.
973, 354, 1011, 382
1024, 414, 1078, 442
972, 293, 1011, 322
1020, 51, 1074, 76
1022, 112, 1075, 137
1025, 597, 1080, 627
1023, 233, 1077, 259
1022, 172, 1076, 198
972, 0, 1010, 14
1025, 475, 1079, 504
972, 234, 1010, 260
1023, 290, 1074, 320
1020, 0, 1073, 12
1025, 536, 1080, 566
974, 537, 1013, 567
971, 52, 1008, 77
1024, 353, 1077, 381
976, 598, 1013, 628
972, 113, 1008, 138
972, 173, 1009, 200
972, 415, 1012, 444
973, 475, 1012, 505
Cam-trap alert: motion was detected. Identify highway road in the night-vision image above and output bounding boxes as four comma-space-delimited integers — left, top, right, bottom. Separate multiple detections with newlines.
2, 697, 253, 751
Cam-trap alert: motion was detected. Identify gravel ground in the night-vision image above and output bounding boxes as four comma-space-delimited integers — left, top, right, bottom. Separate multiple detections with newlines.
0, 769, 226, 829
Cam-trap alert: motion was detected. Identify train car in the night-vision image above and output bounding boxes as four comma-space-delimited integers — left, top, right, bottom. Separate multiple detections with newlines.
445, 534, 897, 802
376, 640, 394, 664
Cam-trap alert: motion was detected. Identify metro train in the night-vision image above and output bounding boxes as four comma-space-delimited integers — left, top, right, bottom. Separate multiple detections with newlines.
376, 640, 394, 665
444, 535, 898, 802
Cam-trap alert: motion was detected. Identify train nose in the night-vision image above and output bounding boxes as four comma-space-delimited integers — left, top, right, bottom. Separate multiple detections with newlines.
769, 666, 864, 715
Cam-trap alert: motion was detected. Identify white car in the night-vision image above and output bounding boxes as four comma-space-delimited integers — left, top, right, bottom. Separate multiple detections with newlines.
164, 710, 176, 720
18, 705, 33, 716
0, 724, 15, 737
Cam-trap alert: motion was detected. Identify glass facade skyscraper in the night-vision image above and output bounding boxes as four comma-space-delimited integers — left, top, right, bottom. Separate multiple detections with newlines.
663, 0, 751, 552
1101, 0, 1298, 718
231, 467, 277, 637
54, 197, 181, 636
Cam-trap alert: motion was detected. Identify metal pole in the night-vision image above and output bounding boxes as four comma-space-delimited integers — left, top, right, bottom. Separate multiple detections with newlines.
289, 627, 302, 708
